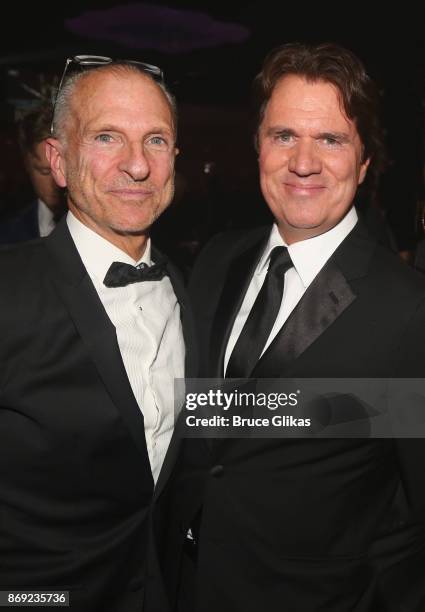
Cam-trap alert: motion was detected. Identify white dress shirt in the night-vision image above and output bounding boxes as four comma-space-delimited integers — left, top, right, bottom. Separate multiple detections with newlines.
37, 199, 56, 237
67, 212, 185, 483
224, 208, 358, 375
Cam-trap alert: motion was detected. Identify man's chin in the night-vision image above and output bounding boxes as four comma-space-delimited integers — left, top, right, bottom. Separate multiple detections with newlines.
280, 218, 324, 232
278, 219, 330, 244
111, 224, 152, 237
108, 208, 162, 236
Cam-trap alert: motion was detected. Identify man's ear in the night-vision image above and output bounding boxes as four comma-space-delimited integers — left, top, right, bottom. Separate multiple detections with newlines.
358, 157, 370, 185
45, 138, 67, 188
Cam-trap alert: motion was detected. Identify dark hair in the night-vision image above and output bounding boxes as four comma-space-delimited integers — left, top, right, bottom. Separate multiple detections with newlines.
253, 42, 386, 194
17, 103, 53, 154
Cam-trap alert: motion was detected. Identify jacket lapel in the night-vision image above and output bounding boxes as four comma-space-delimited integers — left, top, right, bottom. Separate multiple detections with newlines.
210, 234, 269, 377
155, 249, 198, 379
153, 251, 198, 499
45, 220, 151, 464
252, 260, 356, 377
252, 221, 375, 377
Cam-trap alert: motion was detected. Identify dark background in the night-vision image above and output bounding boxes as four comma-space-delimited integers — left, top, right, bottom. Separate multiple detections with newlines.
0, 1, 423, 258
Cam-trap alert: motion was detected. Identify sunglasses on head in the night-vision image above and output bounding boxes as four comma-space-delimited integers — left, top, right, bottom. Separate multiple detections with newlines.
51, 55, 164, 135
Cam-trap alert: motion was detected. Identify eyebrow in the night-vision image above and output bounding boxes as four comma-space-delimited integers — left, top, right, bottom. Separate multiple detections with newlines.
317, 131, 350, 142
265, 126, 294, 137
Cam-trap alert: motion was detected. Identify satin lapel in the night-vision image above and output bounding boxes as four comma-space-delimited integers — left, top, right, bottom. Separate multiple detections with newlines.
153, 249, 198, 379
252, 222, 374, 378
45, 220, 151, 462
210, 236, 268, 377
152, 250, 199, 499
252, 261, 355, 377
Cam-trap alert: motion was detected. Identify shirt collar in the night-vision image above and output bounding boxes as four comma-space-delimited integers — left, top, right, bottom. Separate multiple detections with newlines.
66, 211, 152, 284
257, 207, 358, 288
37, 199, 55, 237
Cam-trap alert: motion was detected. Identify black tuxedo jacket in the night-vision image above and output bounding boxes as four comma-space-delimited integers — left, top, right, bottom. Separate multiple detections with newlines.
0, 219, 196, 612
170, 221, 425, 612
0, 200, 40, 244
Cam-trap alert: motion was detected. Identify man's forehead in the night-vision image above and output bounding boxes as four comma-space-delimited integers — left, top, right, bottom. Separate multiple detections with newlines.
265, 75, 358, 133
73, 69, 153, 104
69, 69, 173, 129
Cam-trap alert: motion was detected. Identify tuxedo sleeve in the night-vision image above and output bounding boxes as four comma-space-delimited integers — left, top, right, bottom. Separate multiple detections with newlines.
375, 294, 425, 610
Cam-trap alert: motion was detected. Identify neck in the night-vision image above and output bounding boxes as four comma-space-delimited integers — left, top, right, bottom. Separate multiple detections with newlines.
106, 233, 149, 262
69, 206, 149, 262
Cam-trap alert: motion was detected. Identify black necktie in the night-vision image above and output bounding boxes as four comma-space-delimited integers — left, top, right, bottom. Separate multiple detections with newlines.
103, 260, 167, 288
226, 246, 293, 378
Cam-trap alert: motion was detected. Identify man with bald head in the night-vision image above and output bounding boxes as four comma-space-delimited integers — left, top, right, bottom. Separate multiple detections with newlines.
0, 58, 194, 611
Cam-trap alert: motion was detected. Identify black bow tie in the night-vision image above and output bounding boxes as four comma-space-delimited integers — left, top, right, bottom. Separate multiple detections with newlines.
103, 260, 168, 288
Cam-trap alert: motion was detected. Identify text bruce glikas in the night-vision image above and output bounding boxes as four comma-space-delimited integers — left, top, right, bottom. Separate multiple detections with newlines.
184, 389, 311, 428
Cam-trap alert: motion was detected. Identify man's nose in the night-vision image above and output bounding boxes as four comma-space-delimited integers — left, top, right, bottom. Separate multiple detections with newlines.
288, 140, 322, 176
118, 143, 150, 180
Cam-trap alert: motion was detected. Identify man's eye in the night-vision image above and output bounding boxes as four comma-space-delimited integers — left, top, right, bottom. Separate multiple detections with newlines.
276, 132, 292, 143
95, 134, 114, 143
322, 136, 340, 146
148, 136, 167, 147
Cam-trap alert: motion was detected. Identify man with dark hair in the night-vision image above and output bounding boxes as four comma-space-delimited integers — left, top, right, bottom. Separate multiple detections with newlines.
0, 103, 65, 243
0, 58, 195, 611
164, 43, 425, 611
